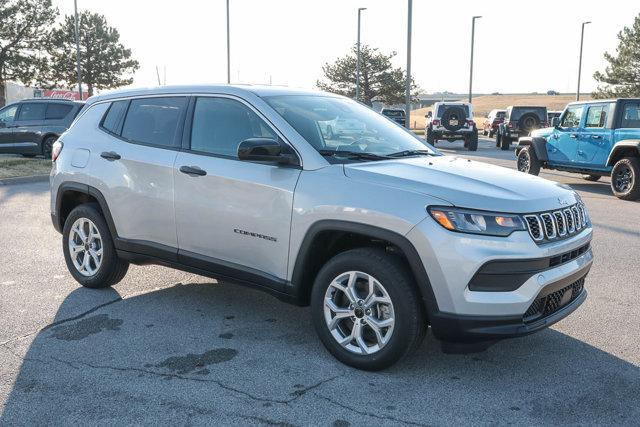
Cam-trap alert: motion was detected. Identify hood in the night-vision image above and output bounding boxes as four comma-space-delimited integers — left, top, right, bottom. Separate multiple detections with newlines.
344, 156, 578, 213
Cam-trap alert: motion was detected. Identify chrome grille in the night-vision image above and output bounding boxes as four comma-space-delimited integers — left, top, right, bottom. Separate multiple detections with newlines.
524, 203, 589, 244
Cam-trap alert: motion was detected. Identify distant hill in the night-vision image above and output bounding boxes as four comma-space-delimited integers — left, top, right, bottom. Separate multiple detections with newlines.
409, 94, 591, 129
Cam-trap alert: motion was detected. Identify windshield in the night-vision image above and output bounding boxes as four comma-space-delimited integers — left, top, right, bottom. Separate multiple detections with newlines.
264, 95, 437, 161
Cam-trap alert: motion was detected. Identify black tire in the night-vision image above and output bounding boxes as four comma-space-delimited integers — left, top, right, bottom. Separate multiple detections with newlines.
441, 106, 466, 132
62, 203, 129, 288
610, 157, 640, 200
500, 135, 511, 150
42, 135, 57, 160
583, 174, 601, 182
426, 127, 435, 145
467, 130, 478, 151
518, 113, 541, 134
482, 129, 488, 136
517, 146, 540, 175
311, 247, 426, 371
489, 130, 494, 138
495, 130, 501, 147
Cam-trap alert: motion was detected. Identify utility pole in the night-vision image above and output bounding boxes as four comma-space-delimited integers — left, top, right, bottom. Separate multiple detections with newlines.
74, 0, 83, 99
356, 7, 366, 102
468, 16, 482, 104
226, 0, 231, 84
577, 21, 591, 101
404, 0, 412, 129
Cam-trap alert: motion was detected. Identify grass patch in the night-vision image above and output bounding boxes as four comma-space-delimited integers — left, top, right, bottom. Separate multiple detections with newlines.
0, 156, 52, 179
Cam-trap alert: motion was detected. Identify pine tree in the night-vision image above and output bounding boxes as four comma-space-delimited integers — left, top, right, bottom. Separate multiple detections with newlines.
593, 14, 640, 98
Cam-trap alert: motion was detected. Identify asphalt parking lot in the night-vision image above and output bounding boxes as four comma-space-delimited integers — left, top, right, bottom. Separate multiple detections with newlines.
0, 137, 639, 425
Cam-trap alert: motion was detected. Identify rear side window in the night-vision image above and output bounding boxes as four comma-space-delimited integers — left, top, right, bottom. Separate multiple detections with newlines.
101, 100, 129, 134
190, 97, 277, 158
17, 103, 46, 121
121, 97, 187, 147
45, 103, 73, 120
620, 103, 640, 128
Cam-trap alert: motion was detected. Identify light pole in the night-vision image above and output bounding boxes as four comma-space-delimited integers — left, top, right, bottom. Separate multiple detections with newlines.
576, 21, 591, 101
468, 15, 481, 104
73, 0, 82, 99
356, 7, 366, 102
404, 0, 412, 129
226, 0, 231, 84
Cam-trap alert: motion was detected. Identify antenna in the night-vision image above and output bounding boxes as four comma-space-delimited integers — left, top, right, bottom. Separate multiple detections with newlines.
155, 66, 161, 85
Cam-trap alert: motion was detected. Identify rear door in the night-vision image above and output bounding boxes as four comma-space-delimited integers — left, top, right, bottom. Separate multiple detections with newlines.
0, 104, 19, 151
547, 104, 584, 165
10, 102, 47, 154
91, 96, 188, 249
577, 103, 612, 167
174, 95, 301, 281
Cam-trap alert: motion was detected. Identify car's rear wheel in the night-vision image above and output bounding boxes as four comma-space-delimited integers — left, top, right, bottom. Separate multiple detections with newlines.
63, 203, 129, 288
517, 146, 540, 175
311, 248, 426, 371
500, 135, 511, 150
489, 130, 494, 138
583, 174, 601, 182
42, 135, 57, 160
426, 128, 435, 145
467, 130, 478, 151
495, 131, 501, 147
611, 157, 640, 200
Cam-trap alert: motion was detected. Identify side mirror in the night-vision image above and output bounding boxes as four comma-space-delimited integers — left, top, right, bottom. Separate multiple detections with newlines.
237, 138, 299, 166
551, 117, 560, 127
426, 111, 432, 118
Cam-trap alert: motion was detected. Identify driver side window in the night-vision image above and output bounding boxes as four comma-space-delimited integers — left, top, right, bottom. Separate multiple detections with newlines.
0, 105, 18, 125
560, 106, 583, 128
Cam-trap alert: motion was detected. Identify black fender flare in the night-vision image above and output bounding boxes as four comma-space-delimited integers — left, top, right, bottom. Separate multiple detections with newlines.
606, 140, 640, 166
290, 220, 440, 317
515, 136, 548, 161
54, 182, 118, 238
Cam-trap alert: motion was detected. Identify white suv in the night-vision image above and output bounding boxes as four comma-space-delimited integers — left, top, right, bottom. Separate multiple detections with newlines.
426, 101, 478, 151
50, 85, 593, 370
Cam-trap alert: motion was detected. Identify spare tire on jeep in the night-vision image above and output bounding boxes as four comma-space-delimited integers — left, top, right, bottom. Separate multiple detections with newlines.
518, 113, 541, 134
441, 106, 467, 132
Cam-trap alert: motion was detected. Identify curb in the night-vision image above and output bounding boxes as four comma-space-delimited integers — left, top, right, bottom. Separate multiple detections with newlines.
0, 175, 49, 186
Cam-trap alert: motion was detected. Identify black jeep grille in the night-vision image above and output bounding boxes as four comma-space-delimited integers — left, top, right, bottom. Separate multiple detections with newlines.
523, 277, 585, 323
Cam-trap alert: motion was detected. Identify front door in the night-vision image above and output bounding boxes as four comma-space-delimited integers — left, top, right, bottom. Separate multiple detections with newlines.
577, 103, 612, 167
547, 104, 584, 166
174, 96, 301, 281
11, 102, 47, 154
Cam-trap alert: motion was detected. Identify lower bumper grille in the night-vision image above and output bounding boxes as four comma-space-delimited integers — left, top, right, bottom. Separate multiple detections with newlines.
523, 277, 585, 323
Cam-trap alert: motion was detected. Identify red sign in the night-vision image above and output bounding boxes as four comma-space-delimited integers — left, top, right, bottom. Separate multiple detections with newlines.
42, 90, 89, 101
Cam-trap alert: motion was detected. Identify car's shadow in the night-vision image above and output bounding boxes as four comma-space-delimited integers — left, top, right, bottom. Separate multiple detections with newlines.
1, 281, 638, 424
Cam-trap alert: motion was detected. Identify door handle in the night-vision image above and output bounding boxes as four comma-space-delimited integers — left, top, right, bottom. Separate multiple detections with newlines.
569, 133, 577, 138
591, 135, 602, 139
577, 150, 585, 156
179, 165, 207, 176
100, 151, 121, 161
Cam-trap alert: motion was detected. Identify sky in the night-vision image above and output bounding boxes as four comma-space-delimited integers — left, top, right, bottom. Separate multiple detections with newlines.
52, 0, 640, 95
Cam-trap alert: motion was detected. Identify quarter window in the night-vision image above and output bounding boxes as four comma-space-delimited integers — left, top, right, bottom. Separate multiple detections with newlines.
621, 103, 640, 128
45, 103, 73, 120
0, 105, 18, 124
101, 100, 129, 134
190, 97, 278, 158
121, 97, 187, 147
17, 103, 46, 121
584, 105, 608, 128
560, 106, 583, 128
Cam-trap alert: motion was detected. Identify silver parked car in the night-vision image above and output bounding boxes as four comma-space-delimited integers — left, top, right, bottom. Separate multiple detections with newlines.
50, 85, 593, 370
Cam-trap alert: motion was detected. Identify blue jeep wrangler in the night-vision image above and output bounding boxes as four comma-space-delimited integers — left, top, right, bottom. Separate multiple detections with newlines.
515, 99, 640, 200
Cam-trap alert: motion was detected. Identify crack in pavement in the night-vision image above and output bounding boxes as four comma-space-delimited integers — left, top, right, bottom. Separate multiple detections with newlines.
314, 392, 428, 426
17, 352, 343, 406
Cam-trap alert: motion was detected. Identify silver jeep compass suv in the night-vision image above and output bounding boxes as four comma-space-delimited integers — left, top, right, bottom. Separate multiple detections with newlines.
50, 85, 593, 370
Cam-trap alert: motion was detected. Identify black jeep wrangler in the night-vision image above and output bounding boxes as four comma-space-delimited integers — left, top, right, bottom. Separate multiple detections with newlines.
496, 106, 547, 150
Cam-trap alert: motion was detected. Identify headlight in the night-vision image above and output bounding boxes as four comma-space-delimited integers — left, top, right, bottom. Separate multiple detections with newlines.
428, 206, 526, 237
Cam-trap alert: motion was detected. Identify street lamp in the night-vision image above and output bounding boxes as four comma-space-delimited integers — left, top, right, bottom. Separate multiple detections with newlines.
468, 15, 482, 104
356, 7, 367, 102
226, 0, 231, 84
577, 21, 591, 101
74, 0, 82, 99
404, 0, 412, 129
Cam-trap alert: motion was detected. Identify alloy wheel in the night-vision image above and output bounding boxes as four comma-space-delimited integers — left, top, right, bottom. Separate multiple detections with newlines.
614, 165, 633, 193
68, 217, 103, 277
517, 151, 530, 173
323, 271, 395, 355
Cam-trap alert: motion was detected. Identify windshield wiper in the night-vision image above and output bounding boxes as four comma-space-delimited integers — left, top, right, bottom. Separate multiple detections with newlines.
318, 150, 391, 161
387, 149, 435, 158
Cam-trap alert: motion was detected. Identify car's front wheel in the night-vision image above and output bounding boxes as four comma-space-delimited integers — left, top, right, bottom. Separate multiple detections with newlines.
611, 157, 640, 200
63, 203, 129, 288
311, 248, 426, 371
517, 146, 540, 175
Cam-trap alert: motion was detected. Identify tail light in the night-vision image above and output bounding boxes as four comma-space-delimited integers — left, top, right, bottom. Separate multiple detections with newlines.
432, 119, 440, 126
466, 120, 475, 127
508, 121, 514, 128
51, 140, 63, 161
